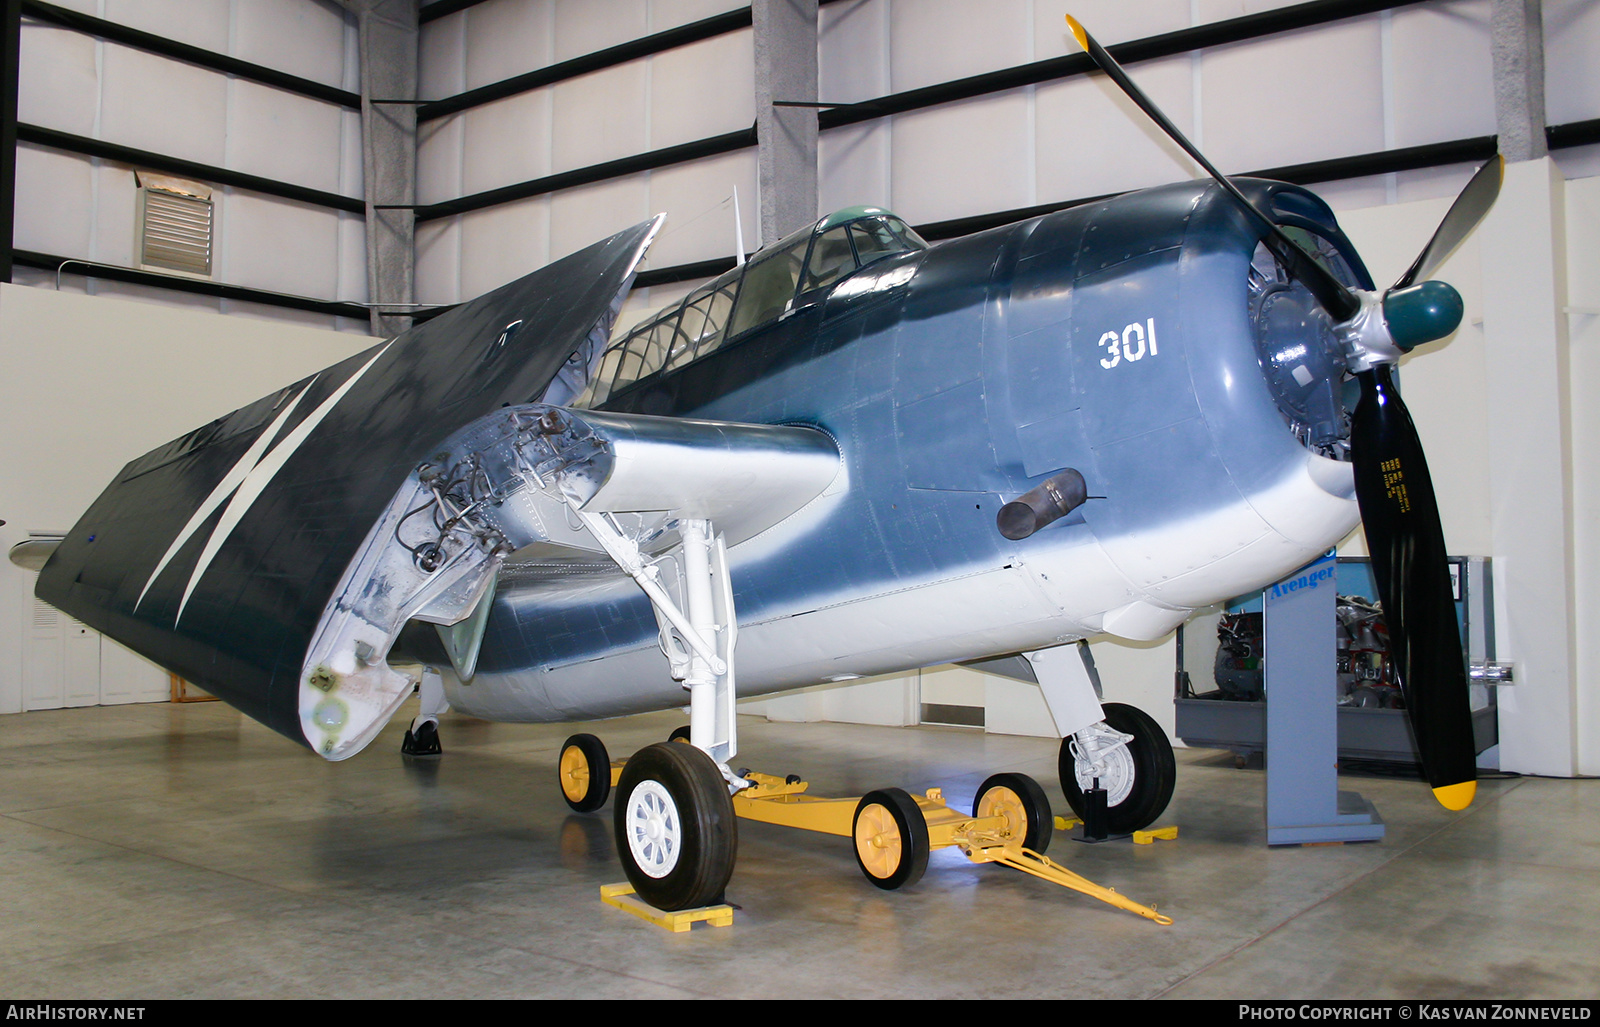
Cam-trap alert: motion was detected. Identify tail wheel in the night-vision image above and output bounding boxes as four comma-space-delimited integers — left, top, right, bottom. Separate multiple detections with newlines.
852, 788, 929, 890
558, 734, 610, 813
974, 772, 1053, 854
614, 742, 737, 911
1059, 702, 1176, 835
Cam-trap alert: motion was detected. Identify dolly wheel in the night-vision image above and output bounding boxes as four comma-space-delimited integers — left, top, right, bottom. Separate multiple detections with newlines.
614, 742, 737, 911
558, 734, 610, 813
1059, 702, 1176, 834
852, 788, 929, 890
974, 772, 1053, 854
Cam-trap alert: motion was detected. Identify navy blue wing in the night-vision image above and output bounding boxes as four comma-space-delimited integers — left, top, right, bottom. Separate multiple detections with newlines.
36, 218, 661, 748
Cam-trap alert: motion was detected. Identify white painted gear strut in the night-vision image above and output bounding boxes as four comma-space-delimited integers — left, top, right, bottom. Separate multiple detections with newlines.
409, 666, 449, 734
1023, 642, 1137, 799
1022, 642, 1107, 738
571, 508, 727, 677
569, 503, 744, 788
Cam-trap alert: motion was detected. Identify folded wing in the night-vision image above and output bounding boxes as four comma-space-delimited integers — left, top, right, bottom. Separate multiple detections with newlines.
37, 217, 663, 752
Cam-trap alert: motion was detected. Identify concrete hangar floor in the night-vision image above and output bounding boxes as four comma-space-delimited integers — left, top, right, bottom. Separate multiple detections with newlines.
0, 701, 1594, 1000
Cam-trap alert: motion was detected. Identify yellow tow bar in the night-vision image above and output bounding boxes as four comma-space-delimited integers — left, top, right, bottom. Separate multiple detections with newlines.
962, 839, 1173, 925
725, 770, 1173, 925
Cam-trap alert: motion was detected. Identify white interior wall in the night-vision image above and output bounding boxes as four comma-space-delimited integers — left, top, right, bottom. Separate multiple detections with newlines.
419, 0, 1600, 312
1476, 160, 1582, 777
817, 0, 1541, 224
822, 0, 1598, 211
1564, 175, 1600, 777
415, 0, 757, 307
10, 0, 369, 334
0, 284, 373, 716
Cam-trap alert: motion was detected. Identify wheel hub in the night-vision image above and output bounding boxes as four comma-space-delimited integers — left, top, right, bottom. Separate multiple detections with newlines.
975, 786, 1026, 842
1072, 726, 1136, 807
559, 746, 590, 802
854, 803, 902, 878
624, 780, 681, 878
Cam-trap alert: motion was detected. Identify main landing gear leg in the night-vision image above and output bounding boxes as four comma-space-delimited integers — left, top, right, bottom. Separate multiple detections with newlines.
401, 666, 448, 758
574, 511, 742, 911
1025, 642, 1176, 835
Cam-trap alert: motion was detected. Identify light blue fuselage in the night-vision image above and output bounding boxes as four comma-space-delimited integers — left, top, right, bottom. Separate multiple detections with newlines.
446, 180, 1374, 723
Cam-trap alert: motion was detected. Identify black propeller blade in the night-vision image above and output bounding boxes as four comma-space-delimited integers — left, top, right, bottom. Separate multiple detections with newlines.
1065, 14, 1495, 810
1064, 15, 1359, 321
1349, 366, 1477, 809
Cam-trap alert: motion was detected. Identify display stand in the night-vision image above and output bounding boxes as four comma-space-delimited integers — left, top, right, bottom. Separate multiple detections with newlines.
1264, 553, 1385, 846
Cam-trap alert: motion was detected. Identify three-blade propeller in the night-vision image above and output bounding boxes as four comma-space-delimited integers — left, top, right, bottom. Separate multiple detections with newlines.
1066, 15, 1501, 810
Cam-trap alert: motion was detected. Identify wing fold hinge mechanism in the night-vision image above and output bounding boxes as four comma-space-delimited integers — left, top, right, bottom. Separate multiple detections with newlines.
297, 403, 839, 765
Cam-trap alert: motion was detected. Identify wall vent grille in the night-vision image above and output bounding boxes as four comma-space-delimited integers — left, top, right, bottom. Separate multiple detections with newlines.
136, 172, 213, 277
32, 597, 59, 631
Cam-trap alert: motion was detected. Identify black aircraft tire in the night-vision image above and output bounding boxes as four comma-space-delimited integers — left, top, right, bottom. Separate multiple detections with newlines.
614, 742, 737, 911
852, 788, 930, 890
974, 772, 1053, 854
558, 734, 611, 813
1058, 703, 1176, 835
668, 725, 693, 743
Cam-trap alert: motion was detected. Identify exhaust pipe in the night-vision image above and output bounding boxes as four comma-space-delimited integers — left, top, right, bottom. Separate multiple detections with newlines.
997, 469, 1087, 540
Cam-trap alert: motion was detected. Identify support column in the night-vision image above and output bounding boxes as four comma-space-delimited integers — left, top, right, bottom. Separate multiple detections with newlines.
342, 0, 417, 338
753, 0, 818, 243
1482, 2, 1576, 778
1480, 157, 1577, 778
1491, 0, 1547, 162
2, 0, 21, 283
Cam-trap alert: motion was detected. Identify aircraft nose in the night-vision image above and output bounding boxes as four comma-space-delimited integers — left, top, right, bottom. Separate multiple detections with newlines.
1250, 262, 1350, 449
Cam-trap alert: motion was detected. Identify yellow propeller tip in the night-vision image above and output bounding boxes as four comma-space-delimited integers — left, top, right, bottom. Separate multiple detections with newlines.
1064, 14, 1088, 50
1432, 780, 1477, 811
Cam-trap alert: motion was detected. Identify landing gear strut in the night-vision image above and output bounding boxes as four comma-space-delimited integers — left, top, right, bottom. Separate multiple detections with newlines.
572, 509, 746, 910
401, 668, 448, 758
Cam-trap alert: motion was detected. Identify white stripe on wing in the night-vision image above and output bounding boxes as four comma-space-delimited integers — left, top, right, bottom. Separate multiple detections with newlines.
175, 341, 394, 624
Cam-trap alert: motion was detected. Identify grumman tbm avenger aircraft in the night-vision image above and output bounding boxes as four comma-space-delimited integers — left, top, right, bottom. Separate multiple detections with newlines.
26, 17, 1500, 914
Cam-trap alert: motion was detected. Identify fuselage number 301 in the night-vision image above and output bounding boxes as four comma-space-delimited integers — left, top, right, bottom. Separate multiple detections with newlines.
1097, 318, 1158, 369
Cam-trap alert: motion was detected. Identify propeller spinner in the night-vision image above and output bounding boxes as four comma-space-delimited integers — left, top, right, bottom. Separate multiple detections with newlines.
1066, 15, 1502, 810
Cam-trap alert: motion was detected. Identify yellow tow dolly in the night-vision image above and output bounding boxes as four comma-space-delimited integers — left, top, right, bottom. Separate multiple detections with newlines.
571, 740, 1173, 925
728, 770, 1172, 925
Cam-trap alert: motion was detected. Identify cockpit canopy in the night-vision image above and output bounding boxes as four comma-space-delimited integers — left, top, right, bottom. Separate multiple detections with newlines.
577, 207, 927, 408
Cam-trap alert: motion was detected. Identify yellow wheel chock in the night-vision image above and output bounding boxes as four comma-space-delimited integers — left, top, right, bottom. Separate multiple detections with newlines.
599, 883, 734, 932
1055, 814, 1180, 845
